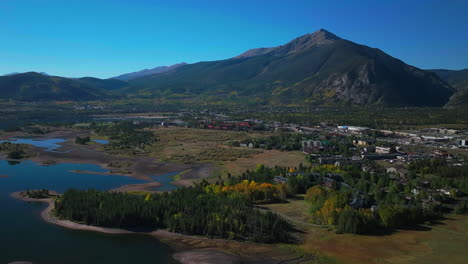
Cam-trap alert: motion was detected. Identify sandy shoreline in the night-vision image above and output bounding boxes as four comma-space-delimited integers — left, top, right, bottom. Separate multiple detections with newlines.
110, 182, 162, 192
11, 191, 136, 234
10, 191, 286, 264
1, 127, 214, 184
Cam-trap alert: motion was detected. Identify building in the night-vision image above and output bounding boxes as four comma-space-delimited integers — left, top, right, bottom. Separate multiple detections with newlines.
274, 176, 288, 184
302, 140, 322, 154
459, 139, 467, 148
361, 153, 397, 160
412, 187, 421, 197
432, 149, 451, 158
386, 165, 408, 177
318, 156, 348, 166
376, 146, 394, 154
322, 177, 336, 189
353, 140, 369, 146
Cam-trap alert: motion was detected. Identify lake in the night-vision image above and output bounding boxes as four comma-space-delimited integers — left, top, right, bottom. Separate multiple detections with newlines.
0, 138, 67, 152
92, 139, 109, 144
0, 160, 177, 264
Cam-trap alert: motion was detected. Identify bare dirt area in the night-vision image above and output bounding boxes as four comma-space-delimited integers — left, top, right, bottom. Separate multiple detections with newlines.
154, 230, 316, 264
110, 182, 162, 192
1, 127, 215, 187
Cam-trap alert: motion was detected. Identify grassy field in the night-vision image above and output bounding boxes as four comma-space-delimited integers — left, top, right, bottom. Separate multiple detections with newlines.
264, 198, 468, 264
149, 127, 263, 163
148, 127, 308, 178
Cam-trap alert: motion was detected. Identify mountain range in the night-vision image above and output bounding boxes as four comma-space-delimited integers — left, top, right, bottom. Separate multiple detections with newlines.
0, 29, 465, 107
429, 69, 468, 107
111, 63, 187, 81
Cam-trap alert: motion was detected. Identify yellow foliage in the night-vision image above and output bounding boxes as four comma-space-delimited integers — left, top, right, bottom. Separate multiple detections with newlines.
311, 164, 343, 174
315, 194, 340, 225
144, 193, 151, 201
305, 186, 327, 203
212, 180, 280, 201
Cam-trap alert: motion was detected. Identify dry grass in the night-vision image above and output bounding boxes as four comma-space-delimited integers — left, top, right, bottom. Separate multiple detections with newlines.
222, 150, 307, 176
264, 198, 468, 264
149, 127, 263, 163
148, 127, 307, 178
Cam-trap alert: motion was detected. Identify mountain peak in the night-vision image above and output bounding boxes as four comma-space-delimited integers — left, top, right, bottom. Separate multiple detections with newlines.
310, 29, 340, 40
235, 29, 341, 59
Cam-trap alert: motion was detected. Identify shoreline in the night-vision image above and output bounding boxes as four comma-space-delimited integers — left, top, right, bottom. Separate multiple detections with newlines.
1, 127, 214, 186
11, 191, 136, 234
110, 182, 162, 192
10, 191, 289, 264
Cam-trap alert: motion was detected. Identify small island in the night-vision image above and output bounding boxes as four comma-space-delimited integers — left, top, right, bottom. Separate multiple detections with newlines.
12, 189, 58, 201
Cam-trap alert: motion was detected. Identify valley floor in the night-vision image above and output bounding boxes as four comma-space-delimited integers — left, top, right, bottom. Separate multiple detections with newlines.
263, 198, 468, 264
4, 126, 468, 264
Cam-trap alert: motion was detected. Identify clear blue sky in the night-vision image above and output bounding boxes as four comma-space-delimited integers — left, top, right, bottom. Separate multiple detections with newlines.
1, 0, 467, 78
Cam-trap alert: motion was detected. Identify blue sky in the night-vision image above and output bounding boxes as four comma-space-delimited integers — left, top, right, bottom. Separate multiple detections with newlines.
1, 0, 467, 78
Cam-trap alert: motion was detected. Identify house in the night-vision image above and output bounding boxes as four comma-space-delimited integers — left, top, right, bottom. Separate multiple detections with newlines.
274, 176, 288, 184
432, 149, 451, 158
322, 177, 336, 189
422, 198, 441, 209
437, 188, 451, 196
407, 153, 429, 161
412, 187, 421, 196
361, 165, 374, 173
353, 140, 369, 146
318, 156, 348, 166
437, 188, 458, 196
348, 126, 368, 132
459, 139, 467, 148
302, 140, 322, 154
362, 146, 376, 153
376, 146, 394, 154
361, 153, 397, 160
350, 194, 365, 209
386, 165, 408, 177
248, 143, 254, 148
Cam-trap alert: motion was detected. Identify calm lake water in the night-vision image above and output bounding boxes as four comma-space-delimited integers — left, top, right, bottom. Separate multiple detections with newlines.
0, 138, 67, 152
92, 139, 109, 144
0, 160, 177, 264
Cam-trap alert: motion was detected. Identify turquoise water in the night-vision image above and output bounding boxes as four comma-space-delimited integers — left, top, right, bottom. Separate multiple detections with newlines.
151, 172, 180, 192
92, 139, 109, 144
0, 138, 67, 152
0, 160, 177, 264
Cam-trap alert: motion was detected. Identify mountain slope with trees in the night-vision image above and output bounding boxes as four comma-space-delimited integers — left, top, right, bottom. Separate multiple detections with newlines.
0, 72, 108, 101
430, 69, 468, 107
127, 29, 454, 107
112, 63, 187, 81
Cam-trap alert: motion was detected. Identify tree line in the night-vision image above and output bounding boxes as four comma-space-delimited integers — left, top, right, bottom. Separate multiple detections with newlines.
54, 183, 293, 243
90, 121, 158, 155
